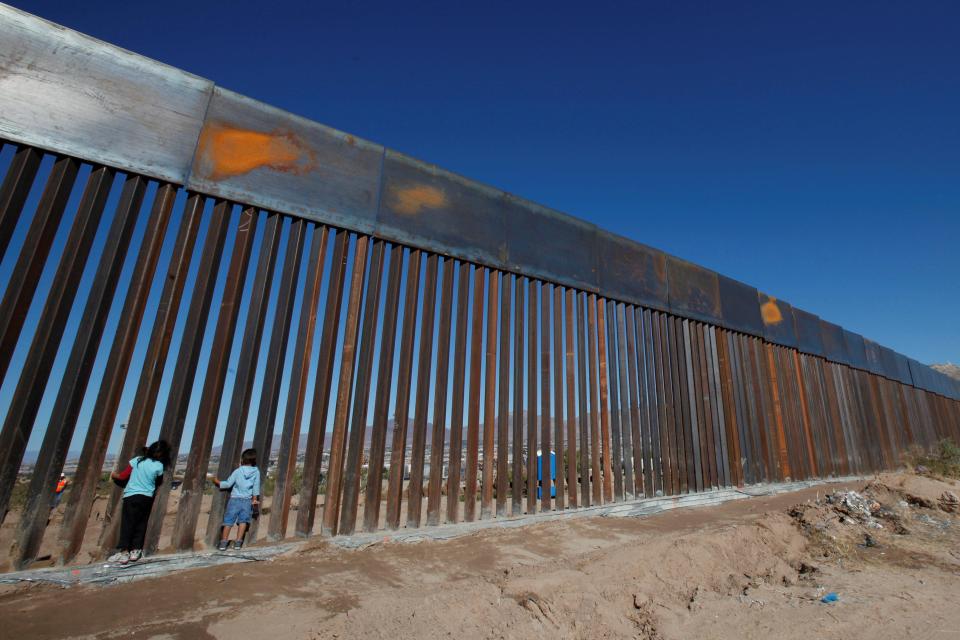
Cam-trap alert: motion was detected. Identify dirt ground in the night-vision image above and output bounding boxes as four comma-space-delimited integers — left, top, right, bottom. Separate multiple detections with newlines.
2, 471, 959, 640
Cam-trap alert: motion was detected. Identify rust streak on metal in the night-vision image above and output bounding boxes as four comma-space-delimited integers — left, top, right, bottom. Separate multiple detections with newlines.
194, 122, 317, 180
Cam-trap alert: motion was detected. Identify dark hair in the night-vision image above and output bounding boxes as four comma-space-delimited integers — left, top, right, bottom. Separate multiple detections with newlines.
241, 448, 257, 466
138, 439, 172, 469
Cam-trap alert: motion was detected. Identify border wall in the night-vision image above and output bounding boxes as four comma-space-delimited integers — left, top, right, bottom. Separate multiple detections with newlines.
0, 4, 958, 571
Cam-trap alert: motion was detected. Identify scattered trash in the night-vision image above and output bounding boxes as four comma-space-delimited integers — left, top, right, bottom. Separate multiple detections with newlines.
821, 592, 839, 603
827, 491, 884, 528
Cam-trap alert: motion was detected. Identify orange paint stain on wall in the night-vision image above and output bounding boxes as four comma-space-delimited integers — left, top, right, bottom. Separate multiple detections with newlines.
194, 122, 317, 181
391, 184, 447, 215
761, 298, 783, 325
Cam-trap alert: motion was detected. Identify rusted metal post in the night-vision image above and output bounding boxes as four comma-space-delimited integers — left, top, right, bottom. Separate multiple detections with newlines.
97, 194, 207, 554
552, 285, 566, 510
564, 288, 578, 508
576, 292, 590, 507
0, 156, 78, 388
426, 257, 454, 526
364, 244, 404, 532
405, 253, 439, 528
526, 280, 538, 513
480, 270, 499, 519
462, 266, 484, 522
385, 250, 422, 529
0, 164, 112, 524
141, 200, 233, 555
294, 228, 346, 538
539, 283, 552, 512
495, 273, 512, 517
264, 225, 330, 540
341, 240, 388, 534
321, 235, 371, 536
444, 261, 470, 525
247, 219, 307, 542
202, 213, 283, 547
0, 145, 42, 263
59, 184, 181, 563
11, 174, 147, 569
511, 278, 526, 515
172, 206, 257, 551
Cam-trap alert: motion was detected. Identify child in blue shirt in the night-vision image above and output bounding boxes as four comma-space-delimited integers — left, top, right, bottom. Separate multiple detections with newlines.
212, 448, 261, 551
108, 440, 171, 565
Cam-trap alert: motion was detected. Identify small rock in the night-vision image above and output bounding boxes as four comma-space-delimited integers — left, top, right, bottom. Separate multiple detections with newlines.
864, 534, 878, 548
938, 491, 959, 514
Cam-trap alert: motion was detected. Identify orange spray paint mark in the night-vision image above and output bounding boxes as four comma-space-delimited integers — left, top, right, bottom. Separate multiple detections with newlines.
761, 298, 783, 325
391, 185, 447, 215
194, 122, 317, 181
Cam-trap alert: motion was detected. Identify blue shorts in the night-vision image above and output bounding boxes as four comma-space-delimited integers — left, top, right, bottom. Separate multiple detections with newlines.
223, 497, 253, 525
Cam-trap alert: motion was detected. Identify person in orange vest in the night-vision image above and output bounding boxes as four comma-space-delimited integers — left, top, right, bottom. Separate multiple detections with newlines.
52, 473, 69, 509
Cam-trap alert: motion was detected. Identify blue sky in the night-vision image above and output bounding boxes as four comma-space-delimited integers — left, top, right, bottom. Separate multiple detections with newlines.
5, 1, 959, 456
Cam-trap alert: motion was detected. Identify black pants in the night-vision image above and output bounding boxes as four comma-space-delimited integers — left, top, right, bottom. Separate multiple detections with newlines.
118, 494, 154, 551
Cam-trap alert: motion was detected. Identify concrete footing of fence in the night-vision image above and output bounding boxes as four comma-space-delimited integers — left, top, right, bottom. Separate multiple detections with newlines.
0, 474, 866, 588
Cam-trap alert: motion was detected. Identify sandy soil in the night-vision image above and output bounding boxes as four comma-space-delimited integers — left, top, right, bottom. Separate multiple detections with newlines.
2, 472, 959, 639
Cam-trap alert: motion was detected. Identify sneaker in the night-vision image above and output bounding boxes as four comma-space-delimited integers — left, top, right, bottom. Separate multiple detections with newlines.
218, 540, 229, 552
128, 549, 142, 562
233, 540, 243, 551
107, 551, 126, 564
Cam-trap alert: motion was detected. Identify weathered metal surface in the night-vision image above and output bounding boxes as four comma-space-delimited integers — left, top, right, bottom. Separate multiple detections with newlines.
290, 228, 343, 538
190, 88, 381, 234
527, 280, 540, 512
0, 165, 113, 524
173, 206, 257, 552
96, 194, 207, 555
513, 278, 527, 514
563, 289, 578, 507
0, 5, 212, 184
506, 196, 598, 293
378, 152, 506, 267
427, 257, 455, 524
480, 269, 499, 519
342, 241, 388, 534
842, 329, 869, 371
718, 275, 763, 337
365, 245, 405, 531
406, 254, 439, 527
269, 226, 334, 540
597, 231, 668, 312
143, 201, 232, 555
59, 184, 179, 563
819, 320, 847, 364
204, 213, 283, 547
792, 307, 825, 357
11, 174, 147, 569
552, 285, 567, 508
667, 257, 722, 325
462, 265, 484, 521
247, 219, 307, 542
540, 285, 553, 510
0, 155, 79, 387
496, 274, 512, 517
0, 145, 42, 262
323, 235, 372, 536
757, 292, 798, 349
385, 250, 423, 529
863, 338, 884, 377
444, 260, 471, 523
